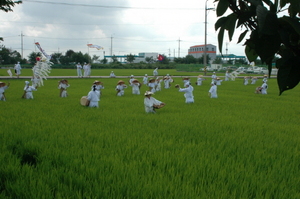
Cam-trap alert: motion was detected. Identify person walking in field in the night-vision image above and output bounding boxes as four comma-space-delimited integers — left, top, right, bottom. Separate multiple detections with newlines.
22, 81, 37, 99
208, 82, 218, 98
175, 83, 194, 103
131, 79, 141, 95
225, 71, 230, 81
14, 62, 22, 78
143, 74, 148, 85
58, 79, 70, 97
144, 91, 165, 113
153, 68, 158, 77
196, 75, 205, 86
115, 80, 127, 96
87, 85, 100, 108
0, 82, 10, 101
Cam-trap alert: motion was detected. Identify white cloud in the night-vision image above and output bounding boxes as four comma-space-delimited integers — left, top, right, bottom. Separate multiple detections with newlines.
0, 0, 246, 60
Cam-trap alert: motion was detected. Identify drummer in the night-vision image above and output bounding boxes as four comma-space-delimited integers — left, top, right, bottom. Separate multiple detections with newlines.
144, 91, 165, 113
115, 80, 127, 96
92, 80, 104, 97
58, 79, 70, 97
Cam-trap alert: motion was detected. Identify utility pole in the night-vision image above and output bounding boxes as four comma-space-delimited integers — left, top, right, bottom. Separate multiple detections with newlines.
178, 37, 181, 57
20, 31, 24, 59
204, 1, 215, 69
110, 35, 113, 62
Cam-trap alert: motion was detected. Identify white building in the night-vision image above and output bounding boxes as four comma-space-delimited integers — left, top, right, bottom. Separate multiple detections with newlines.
133, 52, 159, 63
188, 44, 217, 61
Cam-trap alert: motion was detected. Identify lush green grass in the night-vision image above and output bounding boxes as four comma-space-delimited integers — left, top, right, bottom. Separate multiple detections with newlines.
0, 74, 299, 198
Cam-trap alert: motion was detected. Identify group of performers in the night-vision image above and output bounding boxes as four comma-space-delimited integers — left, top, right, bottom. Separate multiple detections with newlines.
76, 62, 91, 78
0, 71, 269, 113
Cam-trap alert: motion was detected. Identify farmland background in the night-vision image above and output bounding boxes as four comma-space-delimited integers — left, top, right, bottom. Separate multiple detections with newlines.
0, 69, 300, 198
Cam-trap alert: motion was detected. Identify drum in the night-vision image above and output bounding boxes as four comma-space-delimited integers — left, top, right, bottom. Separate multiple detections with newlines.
80, 96, 90, 106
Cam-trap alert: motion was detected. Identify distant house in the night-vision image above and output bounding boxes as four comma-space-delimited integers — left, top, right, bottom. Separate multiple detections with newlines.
188, 44, 217, 61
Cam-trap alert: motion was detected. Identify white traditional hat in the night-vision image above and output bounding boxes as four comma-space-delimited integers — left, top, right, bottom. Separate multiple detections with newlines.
144, 91, 154, 96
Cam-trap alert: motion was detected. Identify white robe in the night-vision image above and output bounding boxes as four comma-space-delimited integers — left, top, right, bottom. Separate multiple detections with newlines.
197, 78, 203, 86
179, 85, 194, 103
14, 63, 22, 75
24, 86, 37, 99
87, 90, 100, 107
225, 73, 230, 81
76, 64, 82, 77
116, 84, 127, 96
132, 83, 140, 95
148, 82, 156, 93
144, 97, 162, 113
209, 85, 218, 98
58, 83, 70, 97
143, 77, 148, 85
261, 83, 268, 94
0, 86, 9, 101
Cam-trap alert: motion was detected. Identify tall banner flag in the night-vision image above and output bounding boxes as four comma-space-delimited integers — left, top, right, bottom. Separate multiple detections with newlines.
158, 54, 164, 61
87, 44, 104, 50
35, 42, 52, 60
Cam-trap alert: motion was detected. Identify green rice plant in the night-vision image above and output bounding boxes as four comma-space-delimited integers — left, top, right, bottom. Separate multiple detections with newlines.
0, 75, 299, 198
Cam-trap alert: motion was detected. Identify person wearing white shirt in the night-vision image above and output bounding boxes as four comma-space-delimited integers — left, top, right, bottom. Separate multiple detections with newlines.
197, 75, 205, 86
225, 71, 230, 81
153, 68, 158, 77
176, 83, 194, 103
22, 81, 37, 99
87, 85, 100, 107
92, 80, 104, 97
131, 79, 141, 95
115, 80, 127, 96
58, 79, 70, 97
76, 63, 83, 78
110, 71, 116, 78
144, 91, 165, 113
261, 82, 268, 94
208, 82, 218, 98
14, 62, 22, 78
143, 74, 148, 85
0, 82, 10, 101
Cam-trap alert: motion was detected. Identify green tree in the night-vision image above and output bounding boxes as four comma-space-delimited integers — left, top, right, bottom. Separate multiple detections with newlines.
92, 54, 100, 63
100, 57, 108, 64
111, 55, 119, 63
215, 0, 300, 94
125, 53, 135, 63
185, 55, 197, 64
51, 52, 62, 64
27, 51, 42, 65
0, 45, 24, 64
1, 0, 22, 41
145, 56, 154, 64
213, 57, 223, 64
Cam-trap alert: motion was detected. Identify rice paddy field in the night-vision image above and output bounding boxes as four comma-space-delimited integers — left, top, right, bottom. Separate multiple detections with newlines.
0, 69, 300, 198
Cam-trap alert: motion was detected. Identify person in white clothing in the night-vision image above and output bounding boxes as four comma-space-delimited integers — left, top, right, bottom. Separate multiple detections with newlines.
176, 83, 194, 103
261, 82, 268, 94
155, 77, 162, 91
14, 62, 22, 78
153, 68, 158, 77
131, 79, 141, 95
225, 71, 230, 81
76, 63, 83, 78
31, 76, 41, 87
208, 82, 218, 98
115, 80, 127, 96
92, 80, 104, 97
110, 71, 116, 78
216, 77, 223, 85
129, 75, 135, 86
244, 76, 250, 85
251, 76, 258, 84
148, 79, 156, 93
0, 82, 10, 101
196, 75, 205, 86
262, 75, 268, 83
58, 79, 70, 97
144, 91, 165, 113
143, 74, 148, 85
163, 76, 171, 89
87, 85, 100, 107
83, 63, 89, 77
182, 77, 190, 87
22, 81, 37, 99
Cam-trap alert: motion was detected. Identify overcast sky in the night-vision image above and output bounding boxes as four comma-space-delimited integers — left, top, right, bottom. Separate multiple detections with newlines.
0, 0, 246, 60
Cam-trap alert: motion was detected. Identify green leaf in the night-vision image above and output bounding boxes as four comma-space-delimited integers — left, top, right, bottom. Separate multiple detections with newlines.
237, 30, 248, 44
215, 17, 228, 31
257, 5, 279, 35
279, 16, 300, 36
288, 0, 300, 18
277, 56, 300, 95
218, 27, 225, 54
245, 42, 258, 62
216, 0, 229, 17
225, 13, 238, 41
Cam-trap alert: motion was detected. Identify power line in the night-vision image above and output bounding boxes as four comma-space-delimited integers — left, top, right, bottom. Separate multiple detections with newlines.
22, 0, 203, 10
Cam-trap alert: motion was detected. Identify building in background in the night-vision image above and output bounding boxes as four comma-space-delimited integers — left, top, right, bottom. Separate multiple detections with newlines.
188, 44, 217, 62
133, 52, 159, 63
